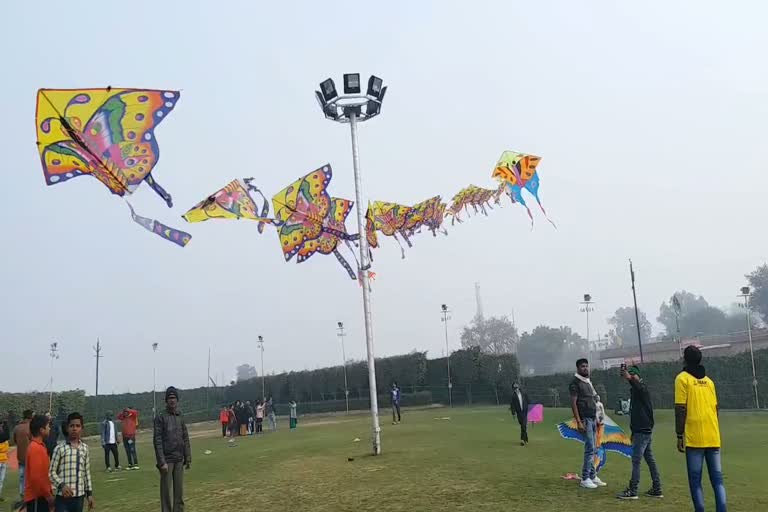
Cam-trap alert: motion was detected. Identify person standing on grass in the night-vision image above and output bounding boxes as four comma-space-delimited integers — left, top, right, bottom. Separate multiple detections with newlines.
23, 414, 53, 512
245, 401, 255, 435
266, 397, 277, 432
289, 400, 298, 431
219, 407, 230, 438
675, 346, 726, 512
13, 409, 33, 501
616, 365, 663, 500
391, 383, 402, 425
509, 382, 530, 446
255, 400, 265, 435
154, 386, 191, 512
101, 412, 121, 472
569, 358, 606, 489
0, 417, 9, 503
117, 406, 140, 470
49, 412, 95, 512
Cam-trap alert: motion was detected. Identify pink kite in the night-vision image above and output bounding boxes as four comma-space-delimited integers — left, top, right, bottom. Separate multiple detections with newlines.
527, 403, 544, 424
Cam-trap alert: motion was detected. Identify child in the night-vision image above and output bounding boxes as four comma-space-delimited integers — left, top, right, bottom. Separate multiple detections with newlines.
0, 418, 9, 502
289, 400, 298, 431
50, 412, 94, 512
24, 414, 53, 512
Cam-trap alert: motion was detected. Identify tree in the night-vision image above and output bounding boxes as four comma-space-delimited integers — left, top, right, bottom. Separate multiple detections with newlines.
658, 291, 710, 335
517, 325, 586, 375
746, 264, 768, 322
608, 307, 652, 346
236, 364, 258, 382
460, 315, 518, 355
679, 306, 745, 337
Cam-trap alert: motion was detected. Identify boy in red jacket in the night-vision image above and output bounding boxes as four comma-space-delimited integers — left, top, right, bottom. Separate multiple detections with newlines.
117, 407, 140, 470
24, 415, 53, 512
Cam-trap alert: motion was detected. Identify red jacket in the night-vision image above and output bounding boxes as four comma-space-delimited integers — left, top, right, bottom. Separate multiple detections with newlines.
24, 439, 51, 502
117, 409, 139, 438
219, 410, 229, 424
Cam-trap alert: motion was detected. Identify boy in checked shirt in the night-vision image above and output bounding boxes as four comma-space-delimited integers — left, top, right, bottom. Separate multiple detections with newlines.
49, 413, 94, 512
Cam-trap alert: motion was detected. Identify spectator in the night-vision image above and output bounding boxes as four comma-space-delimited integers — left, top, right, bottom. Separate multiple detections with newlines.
289, 400, 298, 431
154, 386, 191, 512
617, 365, 663, 500
24, 414, 53, 512
509, 382, 530, 446
49, 412, 94, 512
266, 397, 277, 432
569, 359, 606, 489
117, 407, 140, 470
12, 409, 33, 501
219, 407, 229, 438
100, 412, 121, 472
255, 401, 265, 435
391, 383, 402, 425
0, 416, 9, 503
676, 346, 726, 512
245, 401, 255, 435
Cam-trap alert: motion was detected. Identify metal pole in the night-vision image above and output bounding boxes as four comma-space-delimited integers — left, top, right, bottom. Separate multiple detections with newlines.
349, 111, 382, 455
442, 308, 452, 407
94, 338, 102, 397
585, 307, 591, 363
743, 294, 760, 409
630, 260, 645, 363
207, 347, 211, 411
152, 342, 158, 417
338, 324, 350, 415
260, 343, 265, 399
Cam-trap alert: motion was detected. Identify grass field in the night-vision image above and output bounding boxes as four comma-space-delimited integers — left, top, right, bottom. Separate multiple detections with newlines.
2, 407, 767, 511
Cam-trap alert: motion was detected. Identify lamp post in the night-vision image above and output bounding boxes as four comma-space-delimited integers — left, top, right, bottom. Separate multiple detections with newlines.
152, 342, 159, 417
441, 305, 453, 407
579, 294, 594, 363
337, 322, 350, 415
48, 342, 60, 412
315, 73, 387, 455
257, 335, 265, 399
738, 286, 760, 409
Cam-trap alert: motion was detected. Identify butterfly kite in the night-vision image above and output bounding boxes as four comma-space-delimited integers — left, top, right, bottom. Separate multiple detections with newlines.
35, 87, 191, 247
557, 415, 632, 473
492, 150, 555, 227
445, 184, 505, 225
365, 201, 413, 258
184, 164, 361, 280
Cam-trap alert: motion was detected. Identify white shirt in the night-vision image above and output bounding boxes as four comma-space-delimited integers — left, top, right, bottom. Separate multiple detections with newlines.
106, 420, 116, 444
515, 390, 523, 409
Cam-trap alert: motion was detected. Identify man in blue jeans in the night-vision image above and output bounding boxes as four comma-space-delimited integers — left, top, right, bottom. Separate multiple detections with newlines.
675, 346, 726, 512
617, 365, 663, 499
569, 359, 605, 489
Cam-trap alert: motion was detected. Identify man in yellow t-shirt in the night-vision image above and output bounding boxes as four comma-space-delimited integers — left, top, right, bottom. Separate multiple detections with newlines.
675, 346, 727, 512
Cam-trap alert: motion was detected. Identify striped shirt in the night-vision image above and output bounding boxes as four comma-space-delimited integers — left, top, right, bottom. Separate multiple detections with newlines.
49, 440, 93, 497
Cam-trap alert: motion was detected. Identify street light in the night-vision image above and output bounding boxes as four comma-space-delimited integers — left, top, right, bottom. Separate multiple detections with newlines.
579, 294, 594, 363
257, 335, 266, 399
337, 322, 350, 415
48, 342, 60, 412
441, 304, 453, 407
315, 74, 387, 455
152, 342, 159, 417
738, 286, 760, 409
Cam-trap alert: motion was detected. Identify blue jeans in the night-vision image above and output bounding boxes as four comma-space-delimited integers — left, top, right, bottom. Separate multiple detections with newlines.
629, 432, 661, 492
581, 417, 597, 481
686, 448, 727, 512
18, 463, 25, 497
124, 437, 139, 466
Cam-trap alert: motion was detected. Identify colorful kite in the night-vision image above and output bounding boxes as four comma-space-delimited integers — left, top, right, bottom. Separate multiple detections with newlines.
403, 196, 447, 238
556, 415, 632, 473
365, 201, 413, 258
492, 150, 554, 227
445, 184, 505, 225
183, 178, 271, 233
35, 87, 190, 246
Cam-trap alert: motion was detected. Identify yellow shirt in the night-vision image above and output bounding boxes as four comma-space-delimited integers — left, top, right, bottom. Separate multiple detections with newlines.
674, 371, 721, 448
0, 440, 8, 464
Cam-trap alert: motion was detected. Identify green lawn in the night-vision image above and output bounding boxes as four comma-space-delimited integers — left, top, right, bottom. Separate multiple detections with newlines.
2, 407, 767, 511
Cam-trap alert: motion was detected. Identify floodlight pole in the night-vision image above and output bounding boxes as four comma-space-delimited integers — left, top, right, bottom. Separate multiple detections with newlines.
441, 305, 453, 407
579, 296, 594, 364
257, 336, 265, 399
152, 342, 159, 417
739, 290, 760, 409
349, 111, 382, 454
338, 322, 350, 415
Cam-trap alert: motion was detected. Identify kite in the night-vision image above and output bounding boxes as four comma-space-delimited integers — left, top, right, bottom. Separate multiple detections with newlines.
365, 201, 413, 258
35, 87, 190, 246
557, 415, 632, 474
492, 150, 555, 227
445, 184, 505, 225
527, 404, 544, 424
403, 196, 447, 238
271, 165, 360, 280
183, 178, 271, 233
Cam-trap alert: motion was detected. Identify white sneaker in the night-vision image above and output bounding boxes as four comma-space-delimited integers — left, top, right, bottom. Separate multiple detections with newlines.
580, 479, 598, 489
592, 477, 607, 487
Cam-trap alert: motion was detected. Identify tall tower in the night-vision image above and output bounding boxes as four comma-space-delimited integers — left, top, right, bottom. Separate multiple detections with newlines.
475, 282, 484, 321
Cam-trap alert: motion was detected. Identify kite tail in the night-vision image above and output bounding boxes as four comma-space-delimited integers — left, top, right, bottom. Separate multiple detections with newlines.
393, 234, 406, 259
244, 179, 270, 233
332, 248, 357, 280
144, 173, 173, 208
535, 201, 557, 229
127, 201, 191, 247
400, 231, 413, 248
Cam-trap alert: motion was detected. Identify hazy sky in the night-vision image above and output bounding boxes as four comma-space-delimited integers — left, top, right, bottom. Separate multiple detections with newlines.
2, 1, 767, 394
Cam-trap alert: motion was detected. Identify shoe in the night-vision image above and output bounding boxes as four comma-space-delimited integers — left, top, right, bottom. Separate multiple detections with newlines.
592, 476, 607, 487
106, 467, 113, 473
645, 488, 664, 498
616, 488, 638, 500
132, 466, 141, 471
580, 479, 598, 489
116, 466, 123, 471
520, 441, 525, 446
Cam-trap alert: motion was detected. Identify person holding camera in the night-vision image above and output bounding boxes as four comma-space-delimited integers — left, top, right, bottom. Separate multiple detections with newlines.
616, 365, 663, 500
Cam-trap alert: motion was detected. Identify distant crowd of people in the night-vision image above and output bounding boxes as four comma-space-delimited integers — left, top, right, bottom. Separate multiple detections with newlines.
219, 397, 298, 438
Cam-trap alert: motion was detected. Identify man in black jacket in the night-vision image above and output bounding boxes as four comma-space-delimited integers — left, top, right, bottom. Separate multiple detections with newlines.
509, 383, 530, 446
154, 386, 191, 512
617, 365, 663, 500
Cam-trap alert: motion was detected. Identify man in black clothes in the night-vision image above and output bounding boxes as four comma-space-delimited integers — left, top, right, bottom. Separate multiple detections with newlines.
509, 383, 530, 446
617, 365, 663, 500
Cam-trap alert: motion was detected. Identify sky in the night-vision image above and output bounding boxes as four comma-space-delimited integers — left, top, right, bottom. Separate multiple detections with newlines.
1, 1, 767, 394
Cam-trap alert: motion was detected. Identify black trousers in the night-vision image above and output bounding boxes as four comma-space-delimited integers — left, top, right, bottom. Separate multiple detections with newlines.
55, 496, 85, 512
518, 417, 529, 443
26, 498, 50, 512
221, 423, 227, 437
104, 442, 120, 468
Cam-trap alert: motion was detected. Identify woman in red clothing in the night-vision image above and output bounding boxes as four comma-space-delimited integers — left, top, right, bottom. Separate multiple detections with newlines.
219, 407, 230, 438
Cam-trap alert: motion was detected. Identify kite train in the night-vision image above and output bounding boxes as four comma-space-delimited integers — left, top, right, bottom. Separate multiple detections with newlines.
35, 87, 191, 247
